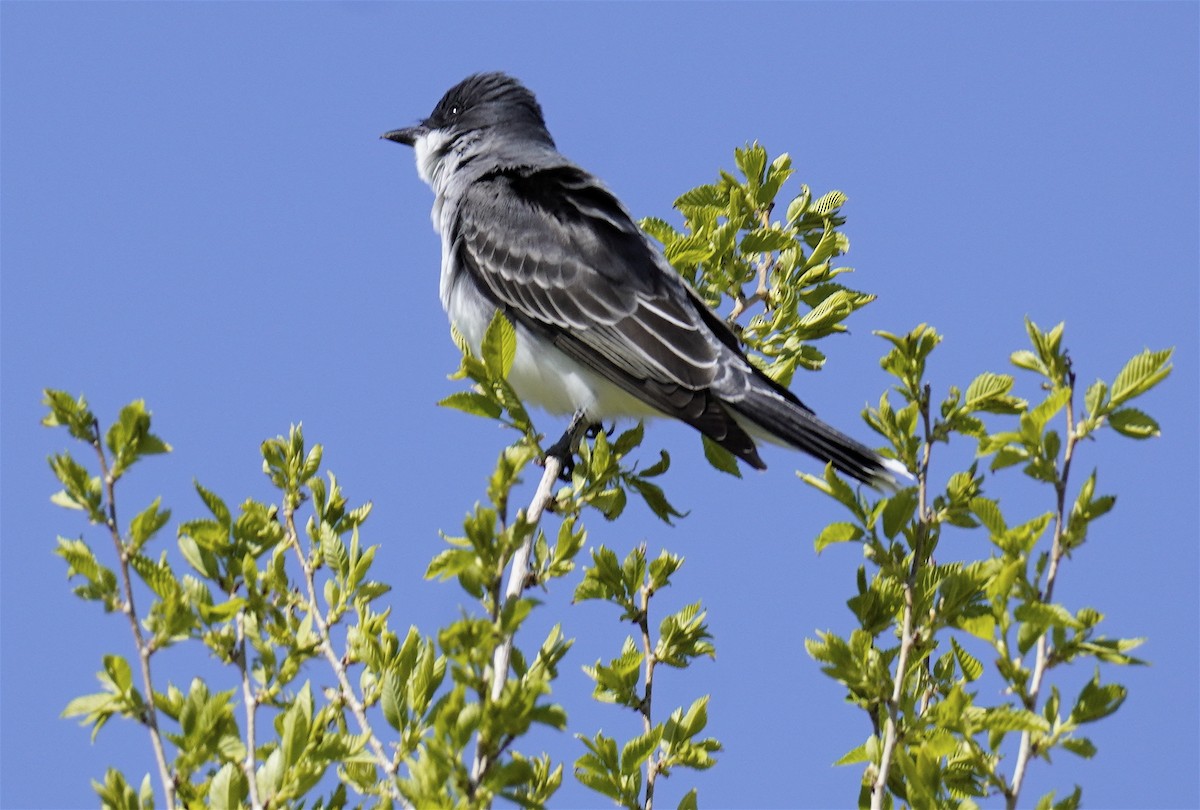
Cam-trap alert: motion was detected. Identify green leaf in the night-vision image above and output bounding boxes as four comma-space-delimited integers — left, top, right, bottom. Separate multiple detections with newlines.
734, 143, 768, 187
664, 233, 714, 267
1059, 736, 1097, 759
1010, 349, 1043, 374
978, 706, 1049, 733
105, 400, 171, 477
1016, 601, 1082, 631
91, 769, 140, 810
137, 774, 153, 810
1107, 407, 1161, 439
1084, 379, 1108, 418
1109, 347, 1172, 407
48, 452, 104, 521
178, 534, 220, 579
620, 728, 663, 774
1070, 670, 1127, 724
757, 153, 793, 206
814, 521, 863, 553
56, 538, 119, 607
128, 553, 177, 599
701, 435, 741, 477
810, 190, 847, 216
648, 550, 683, 593
800, 463, 864, 520
208, 762, 248, 810
1035, 786, 1083, 810
279, 683, 312, 768
129, 497, 171, 550
673, 183, 726, 210
320, 527, 349, 580
969, 496, 1007, 536
657, 602, 715, 667
63, 691, 120, 741
194, 481, 230, 528
438, 390, 503, 420
833, 739, 873, 766
784, 185, 812, 225
42, 389, 97, 442
627, 477, 685, 525
1025, 387, 1071, 435
574, 732, 626, 804
482, 311, 517, 379
671, 695, 711, 738
740, 228, 794, 254
881, 488, 918, 539
964, 372, 1024, 414
612, 421, 645, 457
951, 638, 983, 681
639, 216, 679, 244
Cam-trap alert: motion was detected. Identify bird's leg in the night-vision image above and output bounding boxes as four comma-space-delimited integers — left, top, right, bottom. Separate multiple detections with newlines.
544, 409, 594, 481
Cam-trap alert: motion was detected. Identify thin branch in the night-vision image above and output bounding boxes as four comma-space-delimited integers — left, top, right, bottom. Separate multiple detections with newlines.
726, 290, 766, 323
283, 508, 402, 800
726, 209, 774, 323
472, 413, 589, 783
871, 384, 933, 810
638, 560, 658, 810
916, 384, 938, 718
91, 423, 177, 810
872, 593, 914, 810
235, 611, 264, 810
488, 459, 560, 699
1007, 372, 1077, 809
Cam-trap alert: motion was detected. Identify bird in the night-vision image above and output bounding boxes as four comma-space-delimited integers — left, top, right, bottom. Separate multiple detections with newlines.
383, 72, 907, 489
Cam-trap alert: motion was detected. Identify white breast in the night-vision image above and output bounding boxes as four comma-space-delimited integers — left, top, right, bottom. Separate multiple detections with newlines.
443, 274, 660, 421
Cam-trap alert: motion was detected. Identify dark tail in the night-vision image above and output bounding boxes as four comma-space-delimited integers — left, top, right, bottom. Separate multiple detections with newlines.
728, 385, 909, 491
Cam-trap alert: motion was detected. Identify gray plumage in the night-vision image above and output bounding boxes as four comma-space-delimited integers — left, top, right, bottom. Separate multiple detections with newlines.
384, 72, 906, 489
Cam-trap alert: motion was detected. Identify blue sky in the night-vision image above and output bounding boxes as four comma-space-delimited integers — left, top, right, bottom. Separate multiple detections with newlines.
2, 3, 1196, 808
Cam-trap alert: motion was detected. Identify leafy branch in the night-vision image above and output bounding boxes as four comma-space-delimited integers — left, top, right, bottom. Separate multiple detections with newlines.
48, 392, 422, 807
803, 320, 1169, 808
574, 546, 718, 810
646, 142, 873, 390
263, 428, 402, 796
44, 144, 1172, 810
45, 392, 177, 810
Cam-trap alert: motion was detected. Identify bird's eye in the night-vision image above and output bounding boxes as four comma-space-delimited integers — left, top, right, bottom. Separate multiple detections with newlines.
449, 104, 461, 116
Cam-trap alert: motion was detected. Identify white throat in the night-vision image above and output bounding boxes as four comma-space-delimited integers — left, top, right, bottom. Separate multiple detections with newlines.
412, 128, 453, 194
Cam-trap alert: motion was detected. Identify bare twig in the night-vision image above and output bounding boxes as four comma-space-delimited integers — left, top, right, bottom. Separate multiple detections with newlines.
1007, 373, 1077, 809
488, 455, 563, 699
472, 413, 589, 783
727, 290, 767, 323
90, 423, 177, 810
283, 508, 402, 800
872, 593, 914, 810
235, 611, 264, 810
726, 210, 774, 323
637, 558, 659, 810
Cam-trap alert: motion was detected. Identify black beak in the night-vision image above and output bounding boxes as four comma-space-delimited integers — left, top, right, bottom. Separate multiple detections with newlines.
381, 125, 425, 146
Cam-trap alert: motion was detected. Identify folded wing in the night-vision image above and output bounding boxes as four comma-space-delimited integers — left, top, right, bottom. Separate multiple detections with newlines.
452, 164, 767, 467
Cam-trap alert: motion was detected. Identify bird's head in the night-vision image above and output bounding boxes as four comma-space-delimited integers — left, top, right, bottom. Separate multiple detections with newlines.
383, 73, 554, 188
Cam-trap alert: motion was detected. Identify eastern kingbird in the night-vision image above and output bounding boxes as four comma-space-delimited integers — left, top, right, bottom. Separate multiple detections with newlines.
384, 72, 906, 489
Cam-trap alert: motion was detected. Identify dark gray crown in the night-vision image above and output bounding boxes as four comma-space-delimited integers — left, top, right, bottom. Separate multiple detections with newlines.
422, 73, 552, 145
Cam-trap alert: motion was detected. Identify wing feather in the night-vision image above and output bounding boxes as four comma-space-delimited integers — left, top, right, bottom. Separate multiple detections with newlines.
452, 164, 765, 466
454, 166, 722, 386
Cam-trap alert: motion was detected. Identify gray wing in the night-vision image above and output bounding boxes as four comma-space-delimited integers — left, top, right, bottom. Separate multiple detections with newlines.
451, 164, 766, 467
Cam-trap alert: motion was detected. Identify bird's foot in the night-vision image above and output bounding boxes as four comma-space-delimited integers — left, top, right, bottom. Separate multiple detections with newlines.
543, 432, 577, 481
541, 410, 596, 482
585, 422, 616, 440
